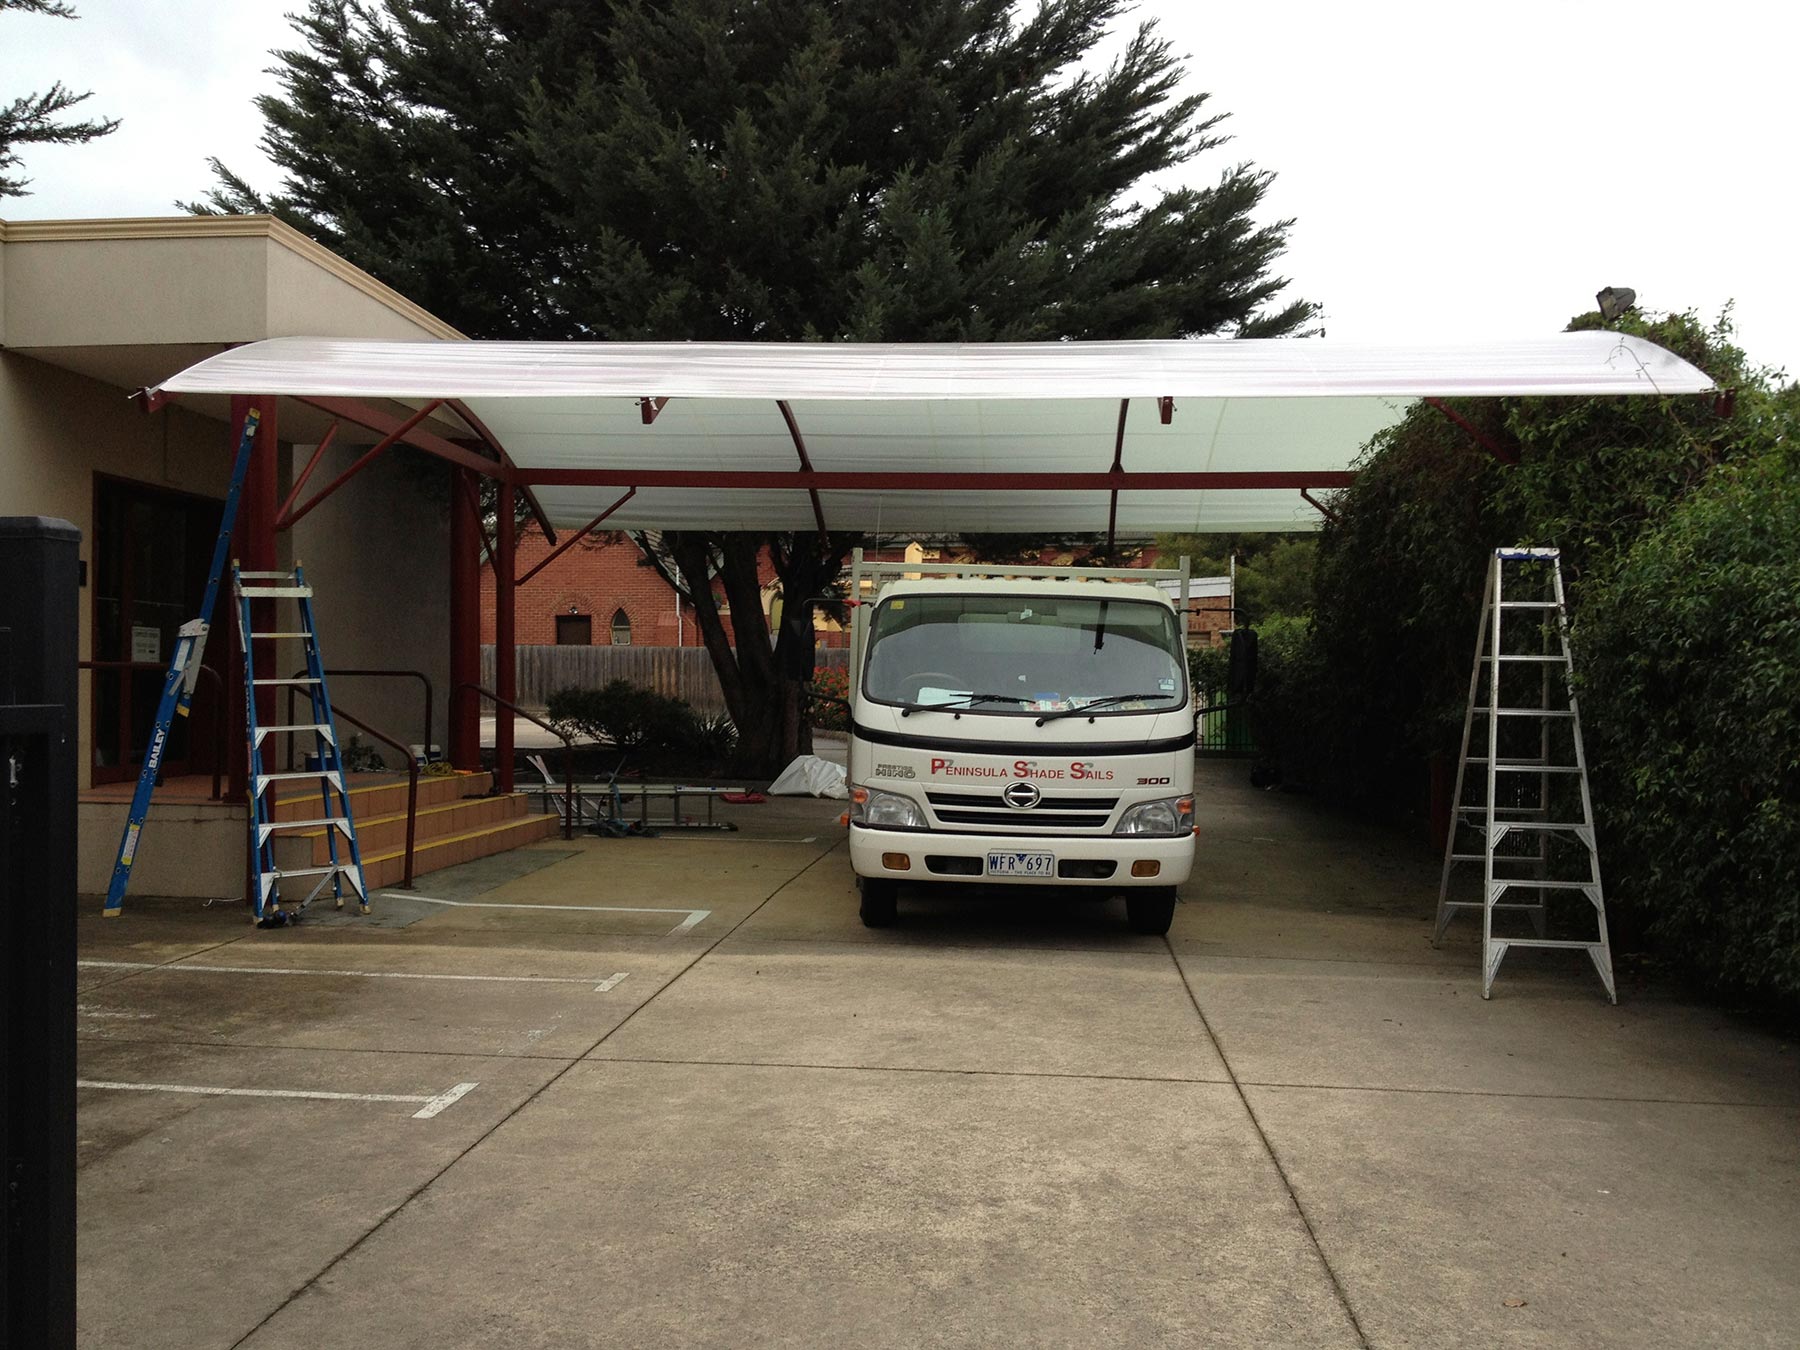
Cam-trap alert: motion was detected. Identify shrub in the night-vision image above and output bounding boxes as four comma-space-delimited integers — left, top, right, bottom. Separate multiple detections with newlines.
679, 711, 740, 763
1188, 642, 1229, 703
1576, 448, 1800, 1001
808, 664, 850, 731
1244, 616, 1332, 789
547, 680, 696, 754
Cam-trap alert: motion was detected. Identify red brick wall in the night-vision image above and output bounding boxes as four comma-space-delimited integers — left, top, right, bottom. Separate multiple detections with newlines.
479, 534, 721, 647
483, 535, 1234, 649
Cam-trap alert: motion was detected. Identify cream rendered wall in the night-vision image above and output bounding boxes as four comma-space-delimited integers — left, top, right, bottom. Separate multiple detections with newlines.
0, 235, 270, 347
0, 349, 244, 787
288, 442, 450, 763
263, 242, 459, 342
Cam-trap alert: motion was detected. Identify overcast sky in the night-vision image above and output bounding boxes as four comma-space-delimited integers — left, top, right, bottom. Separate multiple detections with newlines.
4, 0, 1794, 379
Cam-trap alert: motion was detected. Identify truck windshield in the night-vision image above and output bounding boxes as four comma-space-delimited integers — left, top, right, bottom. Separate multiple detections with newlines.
862, 593, 1188, 716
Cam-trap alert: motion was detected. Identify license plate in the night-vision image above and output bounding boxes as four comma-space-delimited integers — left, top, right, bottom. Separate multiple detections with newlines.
986, 850, 1055, 878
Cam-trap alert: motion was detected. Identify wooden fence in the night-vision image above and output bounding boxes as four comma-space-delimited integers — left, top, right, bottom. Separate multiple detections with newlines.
482, 644, 850, 715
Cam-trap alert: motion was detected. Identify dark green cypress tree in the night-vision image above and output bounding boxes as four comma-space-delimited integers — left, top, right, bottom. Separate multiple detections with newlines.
190, 0, 1316, 772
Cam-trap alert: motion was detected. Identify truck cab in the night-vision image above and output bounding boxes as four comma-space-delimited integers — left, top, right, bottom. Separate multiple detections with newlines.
845, 552, 1197, 934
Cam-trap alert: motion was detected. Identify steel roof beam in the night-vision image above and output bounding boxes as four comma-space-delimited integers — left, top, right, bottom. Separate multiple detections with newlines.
776, 399, 828, 537
515, 488, 637, 586
293, 395, 504, 479
445, 398, 558, 546
514, 468, 1356, 490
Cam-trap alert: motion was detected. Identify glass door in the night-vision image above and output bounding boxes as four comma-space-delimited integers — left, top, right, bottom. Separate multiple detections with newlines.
91, 477, 227, 784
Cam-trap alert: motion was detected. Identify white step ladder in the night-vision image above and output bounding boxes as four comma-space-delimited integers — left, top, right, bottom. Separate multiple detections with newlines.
1433, 548, 1616, 1002
234, 562, 368, 924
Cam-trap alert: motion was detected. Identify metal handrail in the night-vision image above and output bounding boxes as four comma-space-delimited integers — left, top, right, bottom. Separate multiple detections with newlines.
323, 701, 419, 891
285, 667, 431, 770
80, 659, 227, 800
457, 682, 575, 841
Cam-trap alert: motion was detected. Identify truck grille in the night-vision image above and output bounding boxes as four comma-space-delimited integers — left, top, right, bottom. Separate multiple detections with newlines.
924, 790, 1119, 832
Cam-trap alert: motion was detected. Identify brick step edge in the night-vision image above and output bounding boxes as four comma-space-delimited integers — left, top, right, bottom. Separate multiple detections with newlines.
361, 813, 561, 891
296, 794, 531, 863
269, 770, 492, 821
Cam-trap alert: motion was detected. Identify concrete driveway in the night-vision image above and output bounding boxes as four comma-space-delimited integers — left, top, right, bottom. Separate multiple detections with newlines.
75, 761, 1800, 1347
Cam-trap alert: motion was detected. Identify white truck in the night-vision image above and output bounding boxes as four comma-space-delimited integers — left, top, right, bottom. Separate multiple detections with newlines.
844, 551, 1197, 934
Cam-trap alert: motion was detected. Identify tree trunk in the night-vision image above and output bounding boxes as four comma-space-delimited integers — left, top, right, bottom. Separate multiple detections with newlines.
649, 530, 855, 780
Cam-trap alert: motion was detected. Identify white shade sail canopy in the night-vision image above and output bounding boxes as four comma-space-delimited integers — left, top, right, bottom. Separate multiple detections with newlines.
154, 334, 1714, 534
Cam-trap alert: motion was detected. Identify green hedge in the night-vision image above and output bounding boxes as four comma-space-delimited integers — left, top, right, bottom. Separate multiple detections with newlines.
1576, 448, 1800, 1000
546, 681, 737, 763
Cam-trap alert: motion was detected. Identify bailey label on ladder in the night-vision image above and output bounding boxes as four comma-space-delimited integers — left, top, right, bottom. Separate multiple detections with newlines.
1433, 547, 1616, 1002
234, 561, 369, 925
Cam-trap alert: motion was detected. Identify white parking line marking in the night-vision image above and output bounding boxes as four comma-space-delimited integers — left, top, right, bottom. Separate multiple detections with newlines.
78, 959, 630, 993
411, 1081, 479, 1118
386, 894, 711, 937
76, 1078, 480, 1119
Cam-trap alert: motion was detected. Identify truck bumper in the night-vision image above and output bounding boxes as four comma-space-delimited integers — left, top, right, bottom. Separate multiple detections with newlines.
849, 826, 1194, 888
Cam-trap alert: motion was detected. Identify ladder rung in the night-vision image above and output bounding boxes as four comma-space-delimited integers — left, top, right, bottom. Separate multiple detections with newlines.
256, 724, 331, 735
1438, 899, 1550, 910
269, 865, 352, 880
1493, 938, 1605, 950
261, 817, 352, 832
248, 631, 313, 639
1493, 655, 1566, 663
1491, 880, 1596, 890
253, 677, 318, 685
1492, 821, 1591, 832
1497, 601, 1559, 609
257, 770, 341, 785
235, 570, 299, 580
1466, 760, 1582, 772
237, 585, 313, 598
1472, 707, 1576, 717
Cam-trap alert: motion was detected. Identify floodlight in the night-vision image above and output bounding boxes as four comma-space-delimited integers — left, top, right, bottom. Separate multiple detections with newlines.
1596, 287, 1637, 322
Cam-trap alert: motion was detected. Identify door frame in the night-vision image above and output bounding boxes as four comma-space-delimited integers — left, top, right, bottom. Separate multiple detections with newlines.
89, 473, 228, 784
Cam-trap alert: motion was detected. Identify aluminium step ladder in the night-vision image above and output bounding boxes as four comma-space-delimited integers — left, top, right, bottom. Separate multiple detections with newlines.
1432, 547, 1616, 1002
234, 561, 368, 923
104, 411, 261, 917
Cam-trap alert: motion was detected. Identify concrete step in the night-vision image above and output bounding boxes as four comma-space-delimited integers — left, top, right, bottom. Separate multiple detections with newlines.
268, 770, 490, 822
361, 811, 561, 891
302, 793, 529, 864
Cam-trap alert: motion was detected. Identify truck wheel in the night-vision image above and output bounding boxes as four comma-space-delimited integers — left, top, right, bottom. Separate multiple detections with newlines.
1126, 887, 1177, 936
859, 877, 899, 928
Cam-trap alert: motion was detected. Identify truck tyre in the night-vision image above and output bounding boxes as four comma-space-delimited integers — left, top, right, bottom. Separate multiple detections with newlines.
1126, 887, 1177, 936
859, 877, 899, 928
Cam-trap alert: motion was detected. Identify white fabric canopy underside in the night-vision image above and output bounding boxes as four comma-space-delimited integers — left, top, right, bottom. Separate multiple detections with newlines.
155, 335, 1714, 534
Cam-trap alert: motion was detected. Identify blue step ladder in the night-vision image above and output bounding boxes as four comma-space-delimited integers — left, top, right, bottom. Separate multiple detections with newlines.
234, 561, 368, 924
104, 411, 261, 918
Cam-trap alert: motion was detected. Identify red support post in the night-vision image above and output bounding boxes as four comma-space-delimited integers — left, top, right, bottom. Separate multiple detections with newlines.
227, 394, 278, 803
494, 479, 517, 793
449, 466, 482, 771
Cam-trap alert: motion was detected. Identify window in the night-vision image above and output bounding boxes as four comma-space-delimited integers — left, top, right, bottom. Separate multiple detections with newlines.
555, 614, 592, 646
862, 592, 1187, 716
609, 608, 632, 646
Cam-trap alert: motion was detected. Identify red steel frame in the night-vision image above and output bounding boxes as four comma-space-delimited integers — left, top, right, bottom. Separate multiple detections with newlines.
191, 386, 1358, 809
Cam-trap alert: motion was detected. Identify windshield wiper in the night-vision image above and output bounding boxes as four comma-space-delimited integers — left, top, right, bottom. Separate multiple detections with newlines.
898, 693, 1030, 717
1035, 693, 1174, 725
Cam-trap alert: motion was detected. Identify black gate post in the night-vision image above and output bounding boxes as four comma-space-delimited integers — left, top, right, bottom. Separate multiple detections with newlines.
0, 516, 81, 1350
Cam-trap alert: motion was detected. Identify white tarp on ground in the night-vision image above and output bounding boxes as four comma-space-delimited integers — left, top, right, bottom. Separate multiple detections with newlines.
153, 335, 1714, 534
767, 754, 849, 799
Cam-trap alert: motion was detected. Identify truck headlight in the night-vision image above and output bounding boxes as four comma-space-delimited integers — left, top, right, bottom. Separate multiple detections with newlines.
850, 785, 926, 830
1114, 795, 1195, 836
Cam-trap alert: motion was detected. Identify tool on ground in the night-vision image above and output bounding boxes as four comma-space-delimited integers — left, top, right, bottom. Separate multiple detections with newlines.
103, 412, 260, 917
1433, 547, 1615, 1001
234, 561, 368, 924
